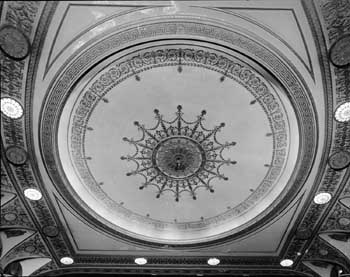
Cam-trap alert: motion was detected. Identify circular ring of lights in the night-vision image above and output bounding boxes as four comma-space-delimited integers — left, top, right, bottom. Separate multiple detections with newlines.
135, 257, 147, 265
207, 257, 220, 266
24, 188, 42, 201
280, 259, 293, 267
334, 102, 350, 123
313, 192, 332, 205
60, 257, 74, 265
1, 97, 24, 119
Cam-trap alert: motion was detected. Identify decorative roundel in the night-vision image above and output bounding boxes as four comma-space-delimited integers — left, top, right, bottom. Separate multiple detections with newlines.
328, 151, 350, 170
329, 34, 350, 67
155, 137, 204, 179
4, 213, 17, 221
339, 217, 350, 226
24, 245, 36, 253
0, 24, 31, 60
42, 225, 59, 237
122, 106, 236, 201
5, 146, 28, 166
1, 97, 24, 119
334, 102, 350, 123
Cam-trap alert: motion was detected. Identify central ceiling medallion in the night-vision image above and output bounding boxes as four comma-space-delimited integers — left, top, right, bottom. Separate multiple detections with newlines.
121, 105, 237, 201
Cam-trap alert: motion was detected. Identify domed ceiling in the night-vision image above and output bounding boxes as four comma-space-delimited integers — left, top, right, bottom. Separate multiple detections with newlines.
0, 1, 349, 277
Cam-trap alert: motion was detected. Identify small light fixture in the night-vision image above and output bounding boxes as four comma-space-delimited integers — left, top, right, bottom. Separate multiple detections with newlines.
314, 192, 332, 205
135, 257, 147, 265
1, 97, 23, 119
280, 259, 293, 267
334, 102, 350, 122
60, 257, 74, 265
207, 257, 220, 266
24, 188, 42, 201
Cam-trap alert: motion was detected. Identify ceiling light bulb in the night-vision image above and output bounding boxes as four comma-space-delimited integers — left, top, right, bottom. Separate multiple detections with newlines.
207, 257, 220, 266
1, 97, 23, 119
24, 188, 42, 201
135, 257, 147, 265
335, 102, 350, 122
280, 259, 293, 267
60, 257, 74, 265
314, 192, 332, 204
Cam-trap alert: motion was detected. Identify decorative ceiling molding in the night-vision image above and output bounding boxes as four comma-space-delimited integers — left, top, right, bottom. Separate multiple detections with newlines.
0, 0, 349, 276
40, 18, 316, 247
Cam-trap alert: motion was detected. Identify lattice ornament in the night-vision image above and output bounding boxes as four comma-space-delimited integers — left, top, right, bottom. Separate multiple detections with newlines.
121, 105, 236, 201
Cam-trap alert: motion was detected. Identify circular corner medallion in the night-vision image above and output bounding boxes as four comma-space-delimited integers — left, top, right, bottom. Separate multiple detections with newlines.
42, 225, 59, 237
328, 151, 350, 170
329, 34, 350, 68
0, 24, 31, 60
154, 136, 204, 179
5, 146, 28, 166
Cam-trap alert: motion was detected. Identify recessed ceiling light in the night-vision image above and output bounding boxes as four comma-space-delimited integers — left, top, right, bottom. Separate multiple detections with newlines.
24, 188, 42, 201
1, 97, 23, 119
135, 257, 147, 265
314, 192, 332, 205
334, 102, 350, 122
207, 257, 220, 266
60, 257, 74, 265
280, 259, 293, 267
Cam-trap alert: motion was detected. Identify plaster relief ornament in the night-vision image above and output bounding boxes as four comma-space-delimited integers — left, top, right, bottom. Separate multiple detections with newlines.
121, 105, 237, 201
329, 34, 350, 68
0, 25, 31, 60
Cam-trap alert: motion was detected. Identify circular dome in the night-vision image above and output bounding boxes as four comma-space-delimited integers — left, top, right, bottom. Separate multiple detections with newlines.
57, 43, 298, 244
40, 20, 317, 247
